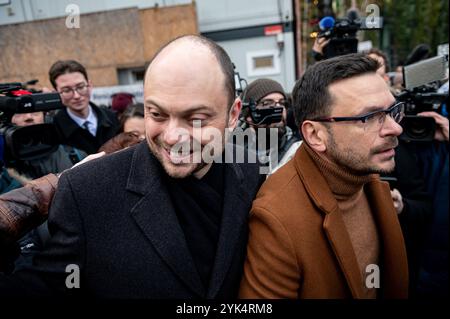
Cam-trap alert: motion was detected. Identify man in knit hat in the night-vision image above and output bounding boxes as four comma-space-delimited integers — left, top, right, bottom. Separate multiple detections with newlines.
240, 78, 301, 173
239, 53, 409, 299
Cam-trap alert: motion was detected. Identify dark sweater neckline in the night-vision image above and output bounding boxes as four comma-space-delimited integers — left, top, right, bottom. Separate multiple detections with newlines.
165, 162, 225, 291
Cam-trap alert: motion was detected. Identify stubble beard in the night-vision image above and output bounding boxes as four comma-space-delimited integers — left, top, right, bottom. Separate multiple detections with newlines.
326, 133, 397, 176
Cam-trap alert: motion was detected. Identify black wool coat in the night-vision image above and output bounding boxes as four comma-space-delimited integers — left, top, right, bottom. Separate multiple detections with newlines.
0, 142, 264, 298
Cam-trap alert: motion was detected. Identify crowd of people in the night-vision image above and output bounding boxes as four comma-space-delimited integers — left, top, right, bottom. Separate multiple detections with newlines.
0, 34, 448, 299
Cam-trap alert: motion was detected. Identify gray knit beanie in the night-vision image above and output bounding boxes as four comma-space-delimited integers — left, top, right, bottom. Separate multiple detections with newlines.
242, 78, 286, 104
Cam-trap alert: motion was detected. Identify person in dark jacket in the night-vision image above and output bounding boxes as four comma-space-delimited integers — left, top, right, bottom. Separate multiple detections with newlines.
386, 108, 448, 298
7, 111, 86, 180
0, 35, 264, 298
49, 60, 119, 154
0, 133, 140, 274
385, 141, 433, 296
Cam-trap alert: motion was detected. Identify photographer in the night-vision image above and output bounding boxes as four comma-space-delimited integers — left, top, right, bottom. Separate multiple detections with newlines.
6, 111, 87, 181
311, 9, 381, 62
389, 95, 448, 298
0, 131, 141, 274
239, 78, 301, 174
414, 110, 448, 298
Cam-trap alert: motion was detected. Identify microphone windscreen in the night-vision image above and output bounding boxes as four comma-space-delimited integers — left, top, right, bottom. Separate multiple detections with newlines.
319, 16, 335, 30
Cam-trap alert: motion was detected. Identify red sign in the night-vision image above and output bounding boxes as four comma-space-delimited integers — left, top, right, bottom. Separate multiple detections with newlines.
264, 25, 283, 36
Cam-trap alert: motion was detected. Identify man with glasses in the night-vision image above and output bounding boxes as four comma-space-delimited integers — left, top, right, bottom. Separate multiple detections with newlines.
239, 53, 409, 299
49, 60, 119, 154
239, 78, 301, 174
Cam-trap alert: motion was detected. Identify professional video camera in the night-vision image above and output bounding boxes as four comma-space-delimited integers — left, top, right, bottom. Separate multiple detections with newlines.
316, 10, 383, 59
396, 55, 449, 143
241, 98, 283, 126
0, 81, 63, 165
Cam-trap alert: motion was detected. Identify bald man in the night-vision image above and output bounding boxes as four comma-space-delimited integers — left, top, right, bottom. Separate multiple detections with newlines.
0, 35, 264, 298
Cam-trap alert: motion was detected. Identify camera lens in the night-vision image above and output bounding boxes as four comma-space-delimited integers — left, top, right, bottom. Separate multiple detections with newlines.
408, 118, 429, 138
400, 115, 436, 143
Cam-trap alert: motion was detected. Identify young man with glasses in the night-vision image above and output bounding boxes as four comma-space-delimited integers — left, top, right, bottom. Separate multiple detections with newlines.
49, 60, 119, 154
239, 53, 409, 299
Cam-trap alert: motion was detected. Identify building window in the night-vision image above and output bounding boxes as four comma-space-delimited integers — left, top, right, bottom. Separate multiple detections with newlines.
117, 67, 145, 85
246, 50, 280, 77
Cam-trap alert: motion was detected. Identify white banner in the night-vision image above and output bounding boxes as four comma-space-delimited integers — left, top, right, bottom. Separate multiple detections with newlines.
91, 83, 144, 107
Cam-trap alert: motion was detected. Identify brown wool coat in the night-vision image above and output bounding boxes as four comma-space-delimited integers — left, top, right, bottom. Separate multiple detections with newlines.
239, 144, 409, 299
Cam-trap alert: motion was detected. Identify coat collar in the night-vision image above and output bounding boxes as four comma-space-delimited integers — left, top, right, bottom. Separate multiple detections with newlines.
206, 159, 248, 298
365, 181, 409, 298
55, 102, 114, 138
126, 142, 249, 298
293, 144, 408, 298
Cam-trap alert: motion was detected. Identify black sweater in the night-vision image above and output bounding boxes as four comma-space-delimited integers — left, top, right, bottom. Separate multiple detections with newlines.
166, 163, 225, 289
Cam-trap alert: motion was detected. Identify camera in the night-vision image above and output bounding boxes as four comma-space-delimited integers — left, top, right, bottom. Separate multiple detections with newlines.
317, 11, 383, 59
242, 98, 283, 126
0, 82, 63, 165
396, 55, 449, 143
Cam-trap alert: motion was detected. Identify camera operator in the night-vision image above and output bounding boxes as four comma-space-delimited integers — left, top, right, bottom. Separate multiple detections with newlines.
239, 78, 301, 174
0, 131, 142, 274
387, 79, 448, 298
49, 60, 119, 154
6, 111, 87, 181
0, 93, 24, 194
312, 9, 382, 62
414, 109, 448, 298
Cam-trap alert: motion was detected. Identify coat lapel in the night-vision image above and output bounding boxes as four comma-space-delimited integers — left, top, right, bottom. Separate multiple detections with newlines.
365, 180, 409, 298
206, 162, 248, 298
323, 211, 366, 298
126, 143, 205, 297
294, 145, 365, 298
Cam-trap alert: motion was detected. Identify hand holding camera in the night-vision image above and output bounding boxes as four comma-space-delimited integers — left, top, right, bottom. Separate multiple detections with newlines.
418, 111, 449, 142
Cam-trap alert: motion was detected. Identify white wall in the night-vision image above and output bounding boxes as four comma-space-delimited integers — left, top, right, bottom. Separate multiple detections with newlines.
196, 0, 292, 32
195, 0, 296, 91
219, 32, 296, 92
0, 0, 191, 25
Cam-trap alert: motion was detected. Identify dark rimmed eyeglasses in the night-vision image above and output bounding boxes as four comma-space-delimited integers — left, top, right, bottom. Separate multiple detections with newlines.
58, 83, 90, 98
309, 101, 405, 131
256, 99, 288, 109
